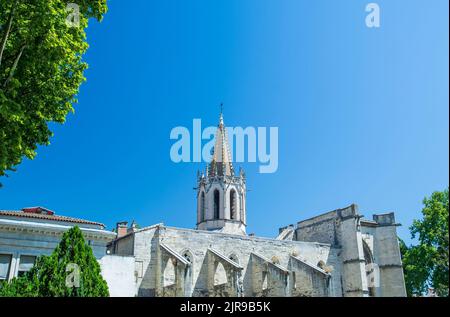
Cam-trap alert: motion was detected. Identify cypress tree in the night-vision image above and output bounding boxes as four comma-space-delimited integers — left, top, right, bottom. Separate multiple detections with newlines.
0, 226, 109, 297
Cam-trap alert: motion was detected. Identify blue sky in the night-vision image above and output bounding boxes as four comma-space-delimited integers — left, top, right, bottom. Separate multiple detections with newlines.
0, 0, 448, 244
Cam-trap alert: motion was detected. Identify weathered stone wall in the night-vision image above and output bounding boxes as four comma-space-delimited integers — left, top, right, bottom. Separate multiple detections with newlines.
339, 215, 368, 297
295, 205, 407, 297
114, 225, 342, 297
373, 227, 406, 297
294, 205, 367, 296
132, 226, 159, 296
295, 211, 339, 245
109, 206, 406, 297
112, 234, 134, 256
364, 213, 407, 297
289, 259, 329, 297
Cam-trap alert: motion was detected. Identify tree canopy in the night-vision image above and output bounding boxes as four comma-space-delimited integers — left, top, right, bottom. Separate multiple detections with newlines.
0, 0, 108, 184
401, 188, 449, 297
0, 226, 109, 296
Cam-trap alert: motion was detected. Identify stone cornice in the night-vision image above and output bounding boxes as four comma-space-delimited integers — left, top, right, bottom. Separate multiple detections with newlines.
0, 219, 115, 242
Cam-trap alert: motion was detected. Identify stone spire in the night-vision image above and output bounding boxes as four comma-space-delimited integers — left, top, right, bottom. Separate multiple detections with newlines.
209, 109, 234, 177
196, 107, 247, 235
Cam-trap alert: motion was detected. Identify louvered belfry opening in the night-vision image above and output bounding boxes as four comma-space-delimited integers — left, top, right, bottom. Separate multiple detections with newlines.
230, 189, 237, 220
214, 189, 220, 219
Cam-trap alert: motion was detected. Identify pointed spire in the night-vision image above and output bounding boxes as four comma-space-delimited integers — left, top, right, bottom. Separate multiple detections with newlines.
209, 105, 234, 177
219, 103, 224, 126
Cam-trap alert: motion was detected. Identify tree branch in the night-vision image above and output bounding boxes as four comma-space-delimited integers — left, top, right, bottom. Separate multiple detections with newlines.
0, 0, 19, 69
3, 43, 26, 88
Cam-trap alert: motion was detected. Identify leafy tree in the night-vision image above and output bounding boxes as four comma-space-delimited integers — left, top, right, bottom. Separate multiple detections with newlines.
0, 226, 109, 296
0, 0, 108, 184
401, 188, 449, 297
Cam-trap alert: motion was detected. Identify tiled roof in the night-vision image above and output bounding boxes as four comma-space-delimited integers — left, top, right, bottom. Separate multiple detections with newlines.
0, 210, 105, 228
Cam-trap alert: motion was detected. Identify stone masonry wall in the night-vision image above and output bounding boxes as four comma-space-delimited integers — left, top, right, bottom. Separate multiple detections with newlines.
124, 225, 343, 297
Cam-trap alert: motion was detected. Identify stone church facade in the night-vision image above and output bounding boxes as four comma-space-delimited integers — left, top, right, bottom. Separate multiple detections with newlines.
108, 112, 407, 297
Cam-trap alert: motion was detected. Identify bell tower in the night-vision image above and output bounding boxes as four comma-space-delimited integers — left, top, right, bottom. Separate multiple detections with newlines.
196, 110, 247, 235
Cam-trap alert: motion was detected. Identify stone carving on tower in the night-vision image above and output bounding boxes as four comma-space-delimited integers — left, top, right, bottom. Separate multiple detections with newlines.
196, 110, 247, 235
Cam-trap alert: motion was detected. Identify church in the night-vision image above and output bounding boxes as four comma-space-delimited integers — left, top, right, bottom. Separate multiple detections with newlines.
108, 112, 407, 297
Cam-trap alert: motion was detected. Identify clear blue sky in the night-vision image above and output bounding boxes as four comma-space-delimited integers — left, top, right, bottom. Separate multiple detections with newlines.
0, 0, 448, 244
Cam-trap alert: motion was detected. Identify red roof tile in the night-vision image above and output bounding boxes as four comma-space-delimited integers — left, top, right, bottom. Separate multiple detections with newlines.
0, 210, 105, 228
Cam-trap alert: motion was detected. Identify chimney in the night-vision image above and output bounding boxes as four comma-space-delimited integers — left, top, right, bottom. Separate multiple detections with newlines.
116, 221, 128, 238
22, 207, 54, 215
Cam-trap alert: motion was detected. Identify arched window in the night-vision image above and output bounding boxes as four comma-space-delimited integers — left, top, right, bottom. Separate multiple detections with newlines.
163, 258, 176, 287
214, 262, 227, 286
363, 240, 377, 297
230, 189, 237, 220
262, 271, 268, 291
214, 189, 220, 219
200, 192, 205, 222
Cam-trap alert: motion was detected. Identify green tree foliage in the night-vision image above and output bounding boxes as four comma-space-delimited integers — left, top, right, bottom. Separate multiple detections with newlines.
401, 188, 449, 297
0, 226, 109, 296
0, 0, 107, 183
